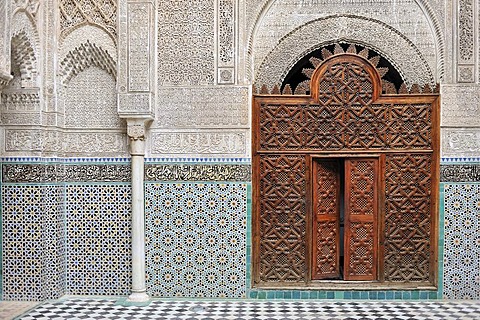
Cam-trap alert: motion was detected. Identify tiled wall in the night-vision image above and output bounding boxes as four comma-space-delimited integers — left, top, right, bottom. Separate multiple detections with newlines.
1, 184, 65, 301
65, 184, 131, 296
1, 159, 132, 300
145, 183, 248, 298
442, 183, 480, 299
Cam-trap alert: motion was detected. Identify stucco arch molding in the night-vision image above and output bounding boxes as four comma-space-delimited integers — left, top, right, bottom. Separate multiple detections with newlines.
254, 15, 435, 89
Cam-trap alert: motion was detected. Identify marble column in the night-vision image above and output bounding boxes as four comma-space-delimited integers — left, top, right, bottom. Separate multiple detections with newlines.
126, 119, 150, 303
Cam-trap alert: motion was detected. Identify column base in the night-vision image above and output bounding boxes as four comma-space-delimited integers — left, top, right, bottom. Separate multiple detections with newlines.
126, 291, 150, 303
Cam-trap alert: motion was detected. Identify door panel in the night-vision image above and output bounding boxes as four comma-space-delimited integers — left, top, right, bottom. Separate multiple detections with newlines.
312, 160, 341, 280
344, 159, 378, 280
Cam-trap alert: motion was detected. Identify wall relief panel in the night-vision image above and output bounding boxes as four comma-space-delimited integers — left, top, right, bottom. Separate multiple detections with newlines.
155, 87, 249, 128
441, 85, 480, 127
158, 0, 215, 86
150, 131, 248, 157
442, 128, 480, 158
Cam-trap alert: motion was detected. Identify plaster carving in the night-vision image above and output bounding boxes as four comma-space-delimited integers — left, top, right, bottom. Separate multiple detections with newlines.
458, 65, 475, 82
150, 131, 247, 156
59, 0, 117, 42
254, 15, 434, 88
218, 0, 234, 65
4, 129, 128, 154
63, 66, 122, 129
145, 164, 251, 182
442, 129, 480, 158
1, 113, 41, 125
118, 93, 153, 115
441, 85, 480, 127
59, 40, 116, 84
248, 0, 444, 83
60, 25, 117, 63
62, 132, 127, 154
127, 2, 152, 92
217, 0, 235, 84
5, 129, 45, 151
1, 89, 40, 111
9, 29, 38, 89
10, 10, 40, 54
13, 0, 40, 18
155, 87, 249, 128
458, 0, 475, 63
127, 122, 146, 141
158, 0, 215, 86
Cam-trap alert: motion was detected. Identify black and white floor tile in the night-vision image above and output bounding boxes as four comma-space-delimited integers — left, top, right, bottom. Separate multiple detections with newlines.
16, 298, 480, 320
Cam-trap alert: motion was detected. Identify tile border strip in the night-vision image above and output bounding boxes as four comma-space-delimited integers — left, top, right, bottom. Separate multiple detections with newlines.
2, 163, 252, 183
440, 164, 480, 182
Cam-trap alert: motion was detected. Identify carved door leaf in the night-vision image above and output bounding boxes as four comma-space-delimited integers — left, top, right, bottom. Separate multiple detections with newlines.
312, 160, 341, 280
344, 159, 378, 280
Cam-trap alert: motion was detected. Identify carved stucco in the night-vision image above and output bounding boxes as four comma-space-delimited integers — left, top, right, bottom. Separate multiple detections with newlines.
157, 0, 215, 86
154, 87, 249, 128
441, 85, 480, 127
59, 0, 117, 44
254, 15, 435, 88
247, 0, 445, 85
442, 128, 480, 158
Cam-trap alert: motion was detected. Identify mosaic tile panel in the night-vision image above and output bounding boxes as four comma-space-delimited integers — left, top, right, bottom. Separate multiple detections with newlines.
2, 185, 65, 301
443, 184, 480, 299
145, 183, 247, 298
65, 184, 131, 296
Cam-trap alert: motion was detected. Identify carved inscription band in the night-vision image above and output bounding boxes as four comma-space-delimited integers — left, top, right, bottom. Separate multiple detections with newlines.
440, 164, 480, 182
2, 164, 252, 183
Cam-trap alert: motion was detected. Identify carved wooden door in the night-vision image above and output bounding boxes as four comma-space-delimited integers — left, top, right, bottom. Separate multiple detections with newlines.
253, 51, 439, 287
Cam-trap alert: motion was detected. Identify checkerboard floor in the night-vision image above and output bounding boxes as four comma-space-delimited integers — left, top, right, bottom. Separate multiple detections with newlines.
17, 298, 480, 320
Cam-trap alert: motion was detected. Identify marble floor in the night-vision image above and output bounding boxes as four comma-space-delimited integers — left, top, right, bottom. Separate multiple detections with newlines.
11, 298, 480, 320
0, 301, 40, 320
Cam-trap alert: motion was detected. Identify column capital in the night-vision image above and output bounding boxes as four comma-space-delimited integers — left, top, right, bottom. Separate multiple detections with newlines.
126, 118, 152, 156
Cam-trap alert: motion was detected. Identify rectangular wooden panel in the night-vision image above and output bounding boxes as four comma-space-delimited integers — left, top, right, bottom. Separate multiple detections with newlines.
257, 154, 307, 283
312, 159, 341, 280
384, 154, 432, 282
344, 158, 378, 281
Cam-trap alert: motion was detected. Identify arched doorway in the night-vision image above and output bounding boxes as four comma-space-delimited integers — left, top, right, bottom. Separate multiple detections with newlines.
252, 48, 440, 289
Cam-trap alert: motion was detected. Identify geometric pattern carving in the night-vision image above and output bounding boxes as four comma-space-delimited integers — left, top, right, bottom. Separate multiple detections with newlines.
59, 0, 117, 40
65, 184, 131, 295
443, 184, 480, 299
317, 60, 374, 106
156, 87, 249, 128
312, 160, 340, 280
2, 185, 65, 301
145, 183, 246, 298
258, 155, 306, 283
384, 154, 432, 282
259, 103, 432, 151
344, 159, 377, 280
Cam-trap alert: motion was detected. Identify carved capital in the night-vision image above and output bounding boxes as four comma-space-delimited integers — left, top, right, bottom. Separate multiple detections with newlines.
127, 118, 152, 156
127, 121, 146, 141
